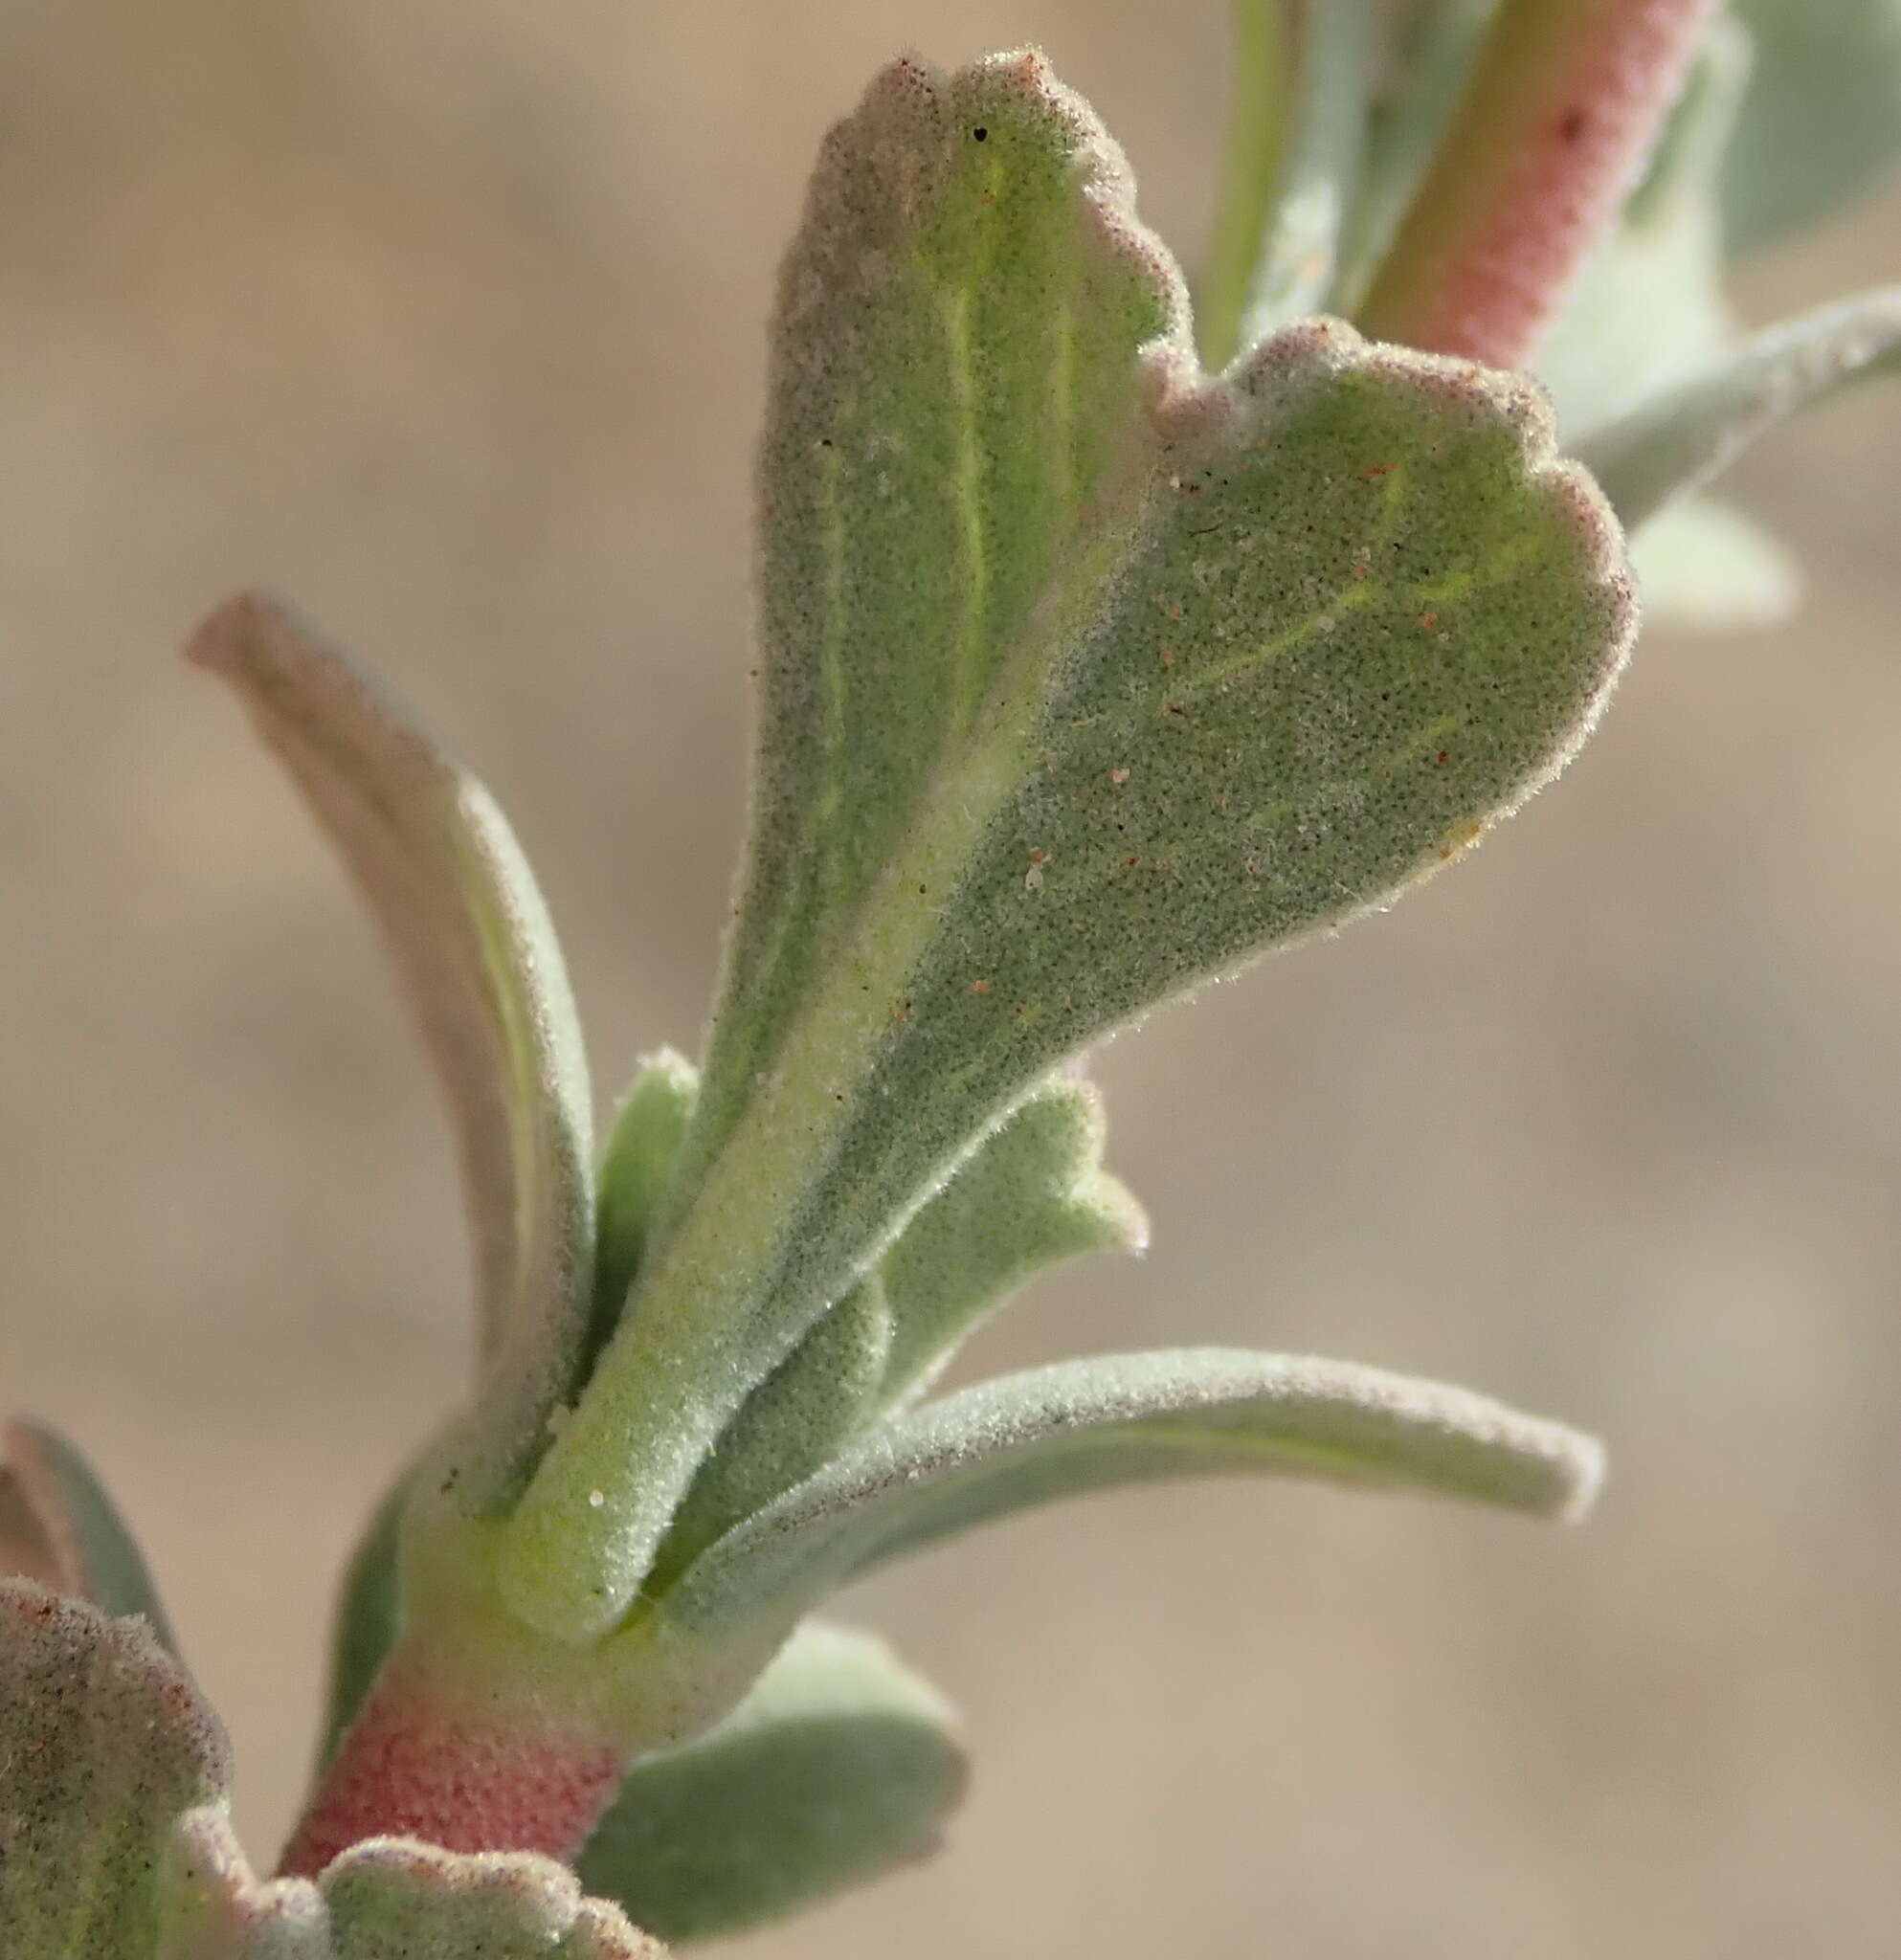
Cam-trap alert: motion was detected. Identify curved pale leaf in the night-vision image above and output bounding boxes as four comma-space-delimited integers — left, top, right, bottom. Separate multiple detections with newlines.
878, 1074, 1146, 1409
0, 1419, 176, 1646
1723, 0, 1901, 253
189, 594, 593, 1507
504, 53, 1632, 1645
578, 1620, 965, 1944
660, 1350, 1603, 1648
1577, 287, 1901, 528
0, 1581, 228, 1956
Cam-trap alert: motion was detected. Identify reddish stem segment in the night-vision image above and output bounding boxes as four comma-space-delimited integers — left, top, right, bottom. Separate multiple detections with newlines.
1355, 0, 1719, 369
279, 1652, 623, 1878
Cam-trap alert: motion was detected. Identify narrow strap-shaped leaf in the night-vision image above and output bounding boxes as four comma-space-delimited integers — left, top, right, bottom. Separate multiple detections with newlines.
1576, 288, 1901, 528
160, 1812, 663, 1959
648, 1279, 893, 1589
878, 1075, 1146, 1409
189, 594, 594, 1506
0, 1581, 229, 1957
1723, 0, 1901, 254
0, 1419, 177, 1648
578, 1620, 965, 1944
503, 67, 1632, 1643
1200, 1, 1376, 368
588, 1051, 701, 1376
660, 1350, 1602, 1647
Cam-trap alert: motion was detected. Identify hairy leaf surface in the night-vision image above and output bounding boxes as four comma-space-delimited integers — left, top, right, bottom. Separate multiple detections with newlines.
579, 1621, 964, 1944
503, 51, 1633, 1643
660, 1350, 1602, 1648
190, 595, 593, 1507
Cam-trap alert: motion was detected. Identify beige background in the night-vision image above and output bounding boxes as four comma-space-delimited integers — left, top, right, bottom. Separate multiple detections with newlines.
4, 5, 1900, 1954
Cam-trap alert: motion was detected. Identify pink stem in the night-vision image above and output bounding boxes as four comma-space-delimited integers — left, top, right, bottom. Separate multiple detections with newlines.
1356, 0, 1720, 369
279, 1650, 623, 1877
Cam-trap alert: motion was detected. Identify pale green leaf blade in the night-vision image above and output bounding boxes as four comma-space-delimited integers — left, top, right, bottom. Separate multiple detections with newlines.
663, 1350, 1602, 1646
1576, 288, 1901, 528
878, 1074, 1146, 1409
160, 1811, 663, 1959
1724, 0, 1901, 253
504, 151, 1631, 1646
578, 1620, 965, 1944
0, 1580, 230, 1958
189, 594, 594, 1506
1629, 496, 1801, 629
589, 1050, 701, 1375
1201, 0, 1376, 368
674, 48, 1191, 1214
0, 1420, 177, 1648
648, 1279, 893, 1589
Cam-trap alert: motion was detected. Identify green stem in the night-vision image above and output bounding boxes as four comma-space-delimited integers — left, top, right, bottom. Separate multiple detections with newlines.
1354, 0, 1721, 368
1200, 1, 1295, 371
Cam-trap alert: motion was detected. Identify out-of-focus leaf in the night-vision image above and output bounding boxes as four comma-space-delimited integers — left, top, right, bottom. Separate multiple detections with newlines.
0, 1580, 661, 1956
1577, 287, 1901, 528
660, 1350, 1602, 1649
0, 1419, 176, 1647
503, 52, 1632, 1647
161, 1811, 662, 1958
878, 1075, 1146, 1409
314, 1463, 411, 1770
0, 1581, 228, 1956
1629, 497, 1801, 628
189, 594, 593, 1508
578, 1620, 965, 1944
1200, 0, 1376, 368
1723, 0, 1901, 253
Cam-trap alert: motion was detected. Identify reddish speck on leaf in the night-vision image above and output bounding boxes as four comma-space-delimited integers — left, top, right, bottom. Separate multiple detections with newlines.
1420, 611, 1439, 632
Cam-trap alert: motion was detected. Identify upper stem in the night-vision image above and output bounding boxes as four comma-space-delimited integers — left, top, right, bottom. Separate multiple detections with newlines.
1353, 0, 1720, 369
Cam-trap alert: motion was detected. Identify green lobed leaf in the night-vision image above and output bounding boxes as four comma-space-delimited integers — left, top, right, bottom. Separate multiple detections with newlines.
502, 50, 1633, 1643
1576, 287, 1901, 529
0, 1579, 661, 1957
1723, 0, 1901, 254
161, 1812, 662, 1959
0, 1419, 177, 1647
1200, 0, 1376, 368
659, 1350, 1603, 1650
0, 1581, 228, 1956
877, 1073, 1146, 1409
189, 594, 594, 1509
577, 1620, 965, 1944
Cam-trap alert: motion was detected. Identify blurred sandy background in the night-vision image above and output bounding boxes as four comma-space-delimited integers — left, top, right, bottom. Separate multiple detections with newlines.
3, 4, 1900, 1953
